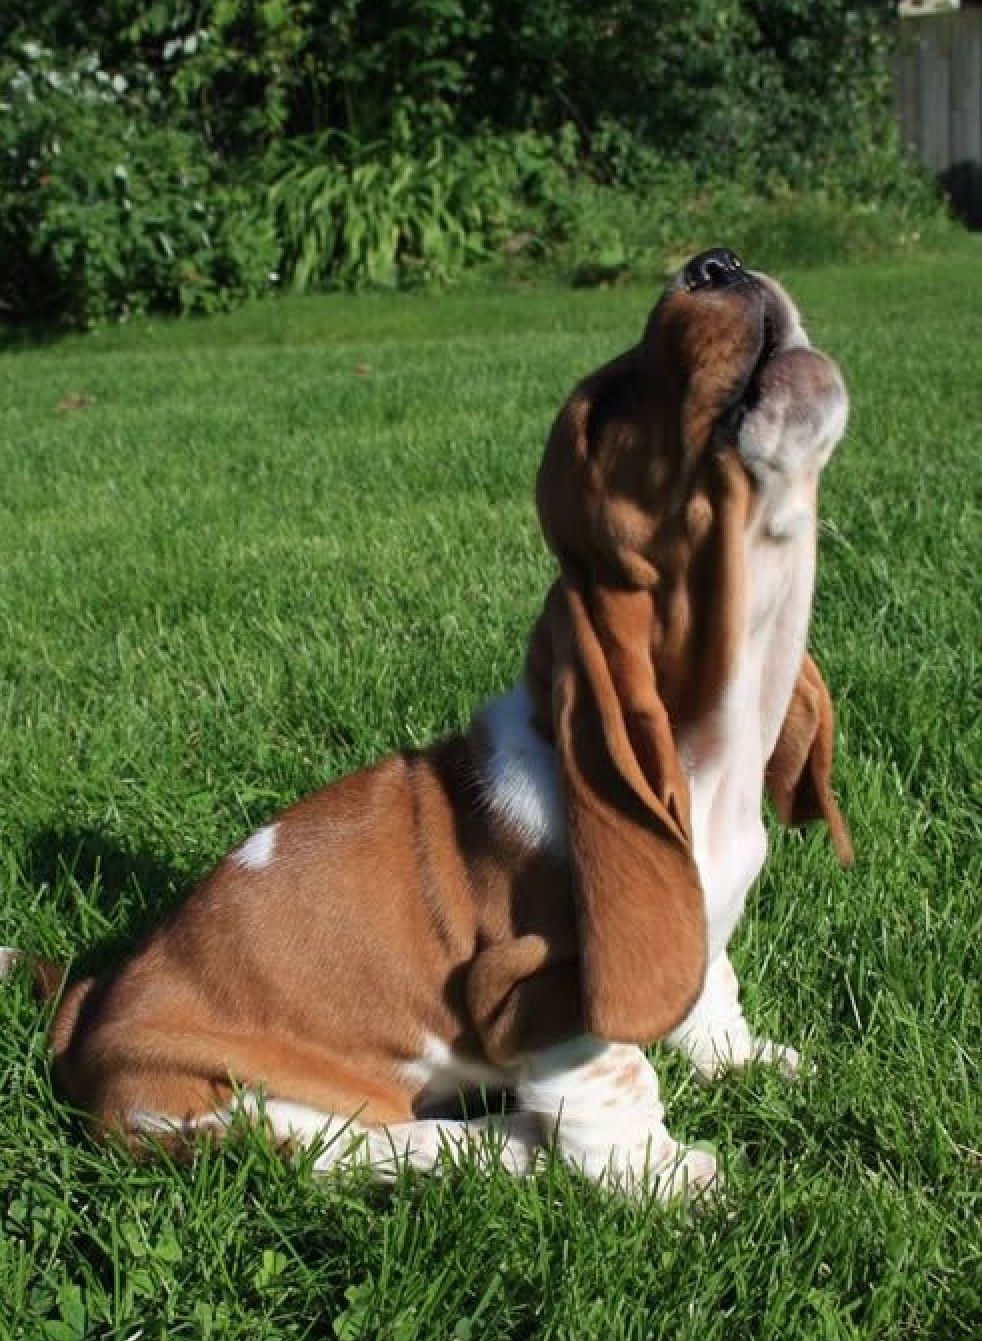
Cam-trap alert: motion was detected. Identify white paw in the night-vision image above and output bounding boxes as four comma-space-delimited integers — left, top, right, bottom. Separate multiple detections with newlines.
747, 1038, 803, 1077
575, 1137, 721, 1203
648, 1142, 721, 1204
686, 1033, 803, 1083
353, 1113, 544, 1180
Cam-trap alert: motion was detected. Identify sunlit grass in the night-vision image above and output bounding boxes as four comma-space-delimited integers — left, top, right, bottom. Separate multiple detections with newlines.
1, 239, 980, 1338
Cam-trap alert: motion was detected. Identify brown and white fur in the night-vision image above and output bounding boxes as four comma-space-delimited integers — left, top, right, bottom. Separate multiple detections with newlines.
3, 255, 853, 1200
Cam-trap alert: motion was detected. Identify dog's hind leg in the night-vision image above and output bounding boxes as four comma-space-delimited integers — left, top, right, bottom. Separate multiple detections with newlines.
127, 1092, 542, 1178
255, 1098, 542, 1178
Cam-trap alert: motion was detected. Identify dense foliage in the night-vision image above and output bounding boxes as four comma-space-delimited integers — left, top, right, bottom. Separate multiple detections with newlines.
0, 1, 942, 324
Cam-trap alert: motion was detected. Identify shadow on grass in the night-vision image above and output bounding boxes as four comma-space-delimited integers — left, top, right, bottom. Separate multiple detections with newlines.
22, 824, 193, 977
0, 313, 73, 353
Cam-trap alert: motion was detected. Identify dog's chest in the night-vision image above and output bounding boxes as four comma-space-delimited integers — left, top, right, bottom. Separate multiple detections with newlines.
681, 515, 817, 954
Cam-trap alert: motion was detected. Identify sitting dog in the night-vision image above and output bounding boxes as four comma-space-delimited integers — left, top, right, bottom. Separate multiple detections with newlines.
6, 248, 853, 1199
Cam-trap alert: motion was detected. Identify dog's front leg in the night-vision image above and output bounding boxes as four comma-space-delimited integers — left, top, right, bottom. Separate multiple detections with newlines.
666, 954, 801, 1081
515, 1038, 717, 1200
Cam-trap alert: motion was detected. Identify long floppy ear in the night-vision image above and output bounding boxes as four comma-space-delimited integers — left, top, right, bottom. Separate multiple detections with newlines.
766, 653, 854, 868
548, 566, 707, 1042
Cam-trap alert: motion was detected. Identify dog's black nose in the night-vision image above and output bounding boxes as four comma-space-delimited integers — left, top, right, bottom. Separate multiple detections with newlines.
682, 248, 747, 292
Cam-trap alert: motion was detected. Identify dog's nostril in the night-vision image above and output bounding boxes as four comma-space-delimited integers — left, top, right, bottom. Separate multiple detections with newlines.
682, 248, 746, 292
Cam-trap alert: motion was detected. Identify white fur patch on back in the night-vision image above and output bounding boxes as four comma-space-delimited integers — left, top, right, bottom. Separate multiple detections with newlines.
233, 823, 278, 871
478, 684, 564, 854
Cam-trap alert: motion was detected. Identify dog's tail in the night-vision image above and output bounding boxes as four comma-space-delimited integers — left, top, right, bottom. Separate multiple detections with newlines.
0, 946, 94, 1070
1, 945, 66, 1001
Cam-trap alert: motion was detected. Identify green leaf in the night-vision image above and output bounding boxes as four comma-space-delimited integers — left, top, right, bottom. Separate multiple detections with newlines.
253, 1247, 288, 1291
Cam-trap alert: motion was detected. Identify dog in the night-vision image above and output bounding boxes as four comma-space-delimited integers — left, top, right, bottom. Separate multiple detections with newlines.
3, 248, 853, 1200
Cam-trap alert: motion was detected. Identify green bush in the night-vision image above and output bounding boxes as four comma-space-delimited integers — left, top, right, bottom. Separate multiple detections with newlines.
464, 0, 902, 188
0, 3, 950, 319
267, 110, 517, 290
0, 1, 908, 187
538, 173, 945, 286
265, 114, 589, 290
0, 44, 277, 325
263, 112, 943, 295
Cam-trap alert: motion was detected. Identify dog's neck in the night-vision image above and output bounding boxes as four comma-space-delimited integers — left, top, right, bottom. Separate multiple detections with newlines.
678, 487, 818, 956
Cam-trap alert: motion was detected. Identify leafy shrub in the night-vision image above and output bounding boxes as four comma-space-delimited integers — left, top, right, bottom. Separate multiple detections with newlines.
0, 3, 950, 318
535, 172, 945, 287
0, 44, 277, 325
266, 112, 582, 290
463, 1, 903, 188
0, 1, 908, 190
538, 114, 944, 280
264, 108, 944, 295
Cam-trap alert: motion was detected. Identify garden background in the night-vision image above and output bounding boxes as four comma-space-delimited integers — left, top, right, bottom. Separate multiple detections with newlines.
1, 4, 980, 1339
0, 0, 959, 325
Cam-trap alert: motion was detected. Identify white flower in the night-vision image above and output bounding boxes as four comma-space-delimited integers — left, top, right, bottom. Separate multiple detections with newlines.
21, 41, 42, 60
111, 73, 127, 94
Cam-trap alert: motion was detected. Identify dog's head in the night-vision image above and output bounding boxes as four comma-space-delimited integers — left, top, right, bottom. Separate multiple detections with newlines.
529, 249, 852, 1043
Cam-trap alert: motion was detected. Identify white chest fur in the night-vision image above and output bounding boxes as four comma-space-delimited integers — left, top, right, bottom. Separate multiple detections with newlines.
680, 507, 817, 957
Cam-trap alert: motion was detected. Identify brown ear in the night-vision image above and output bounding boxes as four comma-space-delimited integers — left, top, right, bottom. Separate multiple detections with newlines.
549, 566, 707, 1042
766, 653, 854, 868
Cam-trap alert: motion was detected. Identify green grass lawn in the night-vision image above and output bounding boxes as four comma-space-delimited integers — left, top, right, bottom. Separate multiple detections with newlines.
1, 242, 980, 1339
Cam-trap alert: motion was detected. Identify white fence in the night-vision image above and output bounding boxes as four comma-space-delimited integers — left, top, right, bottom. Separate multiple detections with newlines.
894, 6, 982, 222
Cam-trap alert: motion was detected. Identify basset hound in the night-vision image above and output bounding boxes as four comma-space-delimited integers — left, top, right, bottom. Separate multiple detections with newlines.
5, 247, 853, 1200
